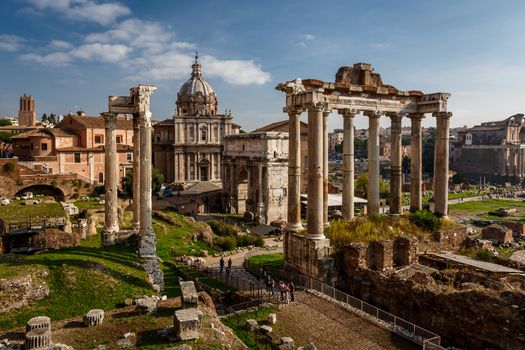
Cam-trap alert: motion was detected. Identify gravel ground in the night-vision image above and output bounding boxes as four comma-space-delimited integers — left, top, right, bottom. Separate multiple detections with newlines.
272, 292, 419, 350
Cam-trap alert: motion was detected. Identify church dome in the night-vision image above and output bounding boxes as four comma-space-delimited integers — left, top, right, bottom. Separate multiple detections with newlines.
176, 53, 218, 116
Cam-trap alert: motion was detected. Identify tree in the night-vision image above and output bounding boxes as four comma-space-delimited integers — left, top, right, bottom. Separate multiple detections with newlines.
0, 132, 14, 155
121, 167, 165, 198
48, 113, 57, 125
0, 119, 12, 127
41, 113, 48, 123
402, 155, 411, 174
402, 135, 411, 146
334, 142, 343, 154
355, 172, 390, 199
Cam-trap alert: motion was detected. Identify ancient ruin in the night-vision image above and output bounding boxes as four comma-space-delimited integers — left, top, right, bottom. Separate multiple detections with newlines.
103, 85, 164, 291
277, 63, 451, 278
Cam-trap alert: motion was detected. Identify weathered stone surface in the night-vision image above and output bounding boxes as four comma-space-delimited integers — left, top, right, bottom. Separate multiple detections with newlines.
135, 296, 158, 314
25, 328, 52, 350
281, 337, 294, 346
434, 226, 469, 250
501, 221, 525, 237
482, 224, 513, 244
116, 332, 135, 348
259, 325, 272, 334
173, 308, 203, 341
166, 345, 192, 350
267, 313, 277, 325
180, 281, 198, 309
244, 319, 258, 331
83, 309, 104, 327
0, 272, 49, 313
143, 258, 165, 292
304, 342, 317, 350
367, 240, 394, 271
26, 316, 51, 332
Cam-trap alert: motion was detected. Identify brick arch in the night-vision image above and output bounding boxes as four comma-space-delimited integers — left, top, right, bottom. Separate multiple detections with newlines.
15, 184, 66, 202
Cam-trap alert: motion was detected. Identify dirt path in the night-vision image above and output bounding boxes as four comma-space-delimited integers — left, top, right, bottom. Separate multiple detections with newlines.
204, 237, 283, 268
272, 292, 419, 350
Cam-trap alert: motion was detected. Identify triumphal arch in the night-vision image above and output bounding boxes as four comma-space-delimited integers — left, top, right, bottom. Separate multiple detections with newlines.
276, 63, 451, 279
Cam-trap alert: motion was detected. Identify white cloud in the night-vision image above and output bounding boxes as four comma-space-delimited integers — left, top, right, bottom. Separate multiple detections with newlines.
368, 42, 392, 49
20, 51, 72, 66
49, 40, 72, 50
296, 33, 315, 48
201, 55, 271, 85
21, 43, 131, 65
0, 34, 25, 52
25, 0, 131, 26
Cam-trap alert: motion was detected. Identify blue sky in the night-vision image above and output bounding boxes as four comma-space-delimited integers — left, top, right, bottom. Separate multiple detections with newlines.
1, 0, 525, 131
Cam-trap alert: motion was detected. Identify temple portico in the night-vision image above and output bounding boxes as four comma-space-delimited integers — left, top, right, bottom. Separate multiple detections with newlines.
277, 63, 451, 280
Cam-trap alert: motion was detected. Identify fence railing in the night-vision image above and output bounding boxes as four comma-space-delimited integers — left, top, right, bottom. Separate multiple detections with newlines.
302, 276, 446, 349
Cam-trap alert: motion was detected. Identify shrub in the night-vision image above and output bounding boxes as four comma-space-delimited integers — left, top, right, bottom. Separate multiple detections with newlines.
208, 220, 238, 236
214, 236, 237, 251
92, 186, 105, 196
237, 234, 264, 247
409, 210, 441, 232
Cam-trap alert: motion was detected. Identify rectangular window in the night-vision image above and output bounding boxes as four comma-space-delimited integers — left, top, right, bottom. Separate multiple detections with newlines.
74, 153, 81, 163
41, 143, 47, 150
30, 143, 34, 150
94, 135, 103, 143
116, 135, 123, 144
201, 130, 207, 141
126, 153, 132, 162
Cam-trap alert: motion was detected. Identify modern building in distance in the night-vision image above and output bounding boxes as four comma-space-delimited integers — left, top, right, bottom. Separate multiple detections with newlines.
452, 113, 525, 182
328, 128, 344, 154
153, 54, 240, 187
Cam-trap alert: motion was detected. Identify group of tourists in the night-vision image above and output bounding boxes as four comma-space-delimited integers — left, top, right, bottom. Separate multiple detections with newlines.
219, 256, 232, 274
258, 265, 295, 304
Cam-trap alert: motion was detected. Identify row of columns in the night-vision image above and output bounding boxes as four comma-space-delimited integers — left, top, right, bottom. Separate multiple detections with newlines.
103, 110, 157, 257
286, 107, 451, 239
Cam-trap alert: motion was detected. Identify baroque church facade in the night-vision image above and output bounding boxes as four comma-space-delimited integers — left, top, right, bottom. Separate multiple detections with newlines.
153, 55, 240, 188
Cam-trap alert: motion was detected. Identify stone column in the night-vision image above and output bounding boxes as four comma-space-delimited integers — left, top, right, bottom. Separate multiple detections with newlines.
409, 114, 424, 212
102, 112, 119, 245
286, 109, 303, 232
132, 115, 141, 229
257, 163, 265, 223
323, 110, 329, 226
366, 111, 381, 215
389, 113, 403, 214
307, 104, 325, 239
433, 112, 452, 217
340, 109, 356, 220
138, 110, 156, 257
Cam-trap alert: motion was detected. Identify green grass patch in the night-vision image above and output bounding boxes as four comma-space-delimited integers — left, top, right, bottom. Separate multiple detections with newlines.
0, 235, 155, 332
246, 253, 284, 279
73, 200, 103, 210
448, 191, 486, 200
221, 306, 278, 350
0, 199, 64, 222
449, 199, 525, 214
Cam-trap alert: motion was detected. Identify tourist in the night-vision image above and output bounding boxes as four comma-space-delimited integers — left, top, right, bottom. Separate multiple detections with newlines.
289, 281, 295, 302
279, 280, 285, 302
265, 274, 271, 293
269, 277, 275, 296
219, 257, 224, 274
227, 258, 232, 274
283, 282, 290, 304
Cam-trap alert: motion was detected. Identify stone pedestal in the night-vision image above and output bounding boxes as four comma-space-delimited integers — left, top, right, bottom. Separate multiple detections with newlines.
25, 328, 51, 350
84, 309, 105, 327
286, 110, 303, 232
173, 308, 203, 341
180, 281, 198, 309
103, 112, 119, 245
26, 316, 51, 333
366, 112, 381, 215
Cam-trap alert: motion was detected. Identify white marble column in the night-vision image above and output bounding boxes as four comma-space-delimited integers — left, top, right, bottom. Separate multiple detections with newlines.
286, 109, 303, 232
433, 112, 452, 217
103, 112, 119, 245
138, 110, 156, 257
389, 113, 403, 214
307, 104, 325, 239
340, 109, 356, 220
323, 110, 329, 226
409, 113, 424, 211
132, 115, 141, 229
366, 111, 381, 215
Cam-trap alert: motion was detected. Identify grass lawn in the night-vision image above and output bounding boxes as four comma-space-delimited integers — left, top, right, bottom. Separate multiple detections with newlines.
221, 306, 279, 350
0, 198, 64, 222
246, 253, 285, 281
449, 199, 525, 214
0, 235, 155, 332
448, 190, 486, 200
73, 200, 104, 210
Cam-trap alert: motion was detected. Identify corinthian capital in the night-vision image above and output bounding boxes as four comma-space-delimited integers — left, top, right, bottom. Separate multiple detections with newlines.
102, 112, 117, 128
338, 108, 358, 118
363, 110, 382, 119
138, 111, 153, 128
433, 111, 452, 119
283, 106, 305, 116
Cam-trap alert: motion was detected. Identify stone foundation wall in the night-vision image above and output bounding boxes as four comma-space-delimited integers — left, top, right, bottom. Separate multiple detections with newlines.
284, 232, 335, 283
433, 226, 469, 251
501, 221, 525, 237
393, 237, 418, 267
44, 229, 82, 250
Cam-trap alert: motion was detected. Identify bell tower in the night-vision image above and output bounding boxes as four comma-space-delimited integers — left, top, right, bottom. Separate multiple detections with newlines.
18, 94, 36, 126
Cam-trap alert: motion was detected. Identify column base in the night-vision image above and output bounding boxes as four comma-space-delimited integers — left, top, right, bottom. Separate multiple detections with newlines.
102, 231, 116, 247
286, 222, 303, 233
308, 233, 326, 240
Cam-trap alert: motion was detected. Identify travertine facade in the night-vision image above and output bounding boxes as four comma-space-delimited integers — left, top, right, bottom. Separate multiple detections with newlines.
223, 132, 288, 224
153, 55, 240, 186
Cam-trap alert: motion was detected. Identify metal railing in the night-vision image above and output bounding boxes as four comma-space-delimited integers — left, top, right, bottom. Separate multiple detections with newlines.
302, 276, 446, 349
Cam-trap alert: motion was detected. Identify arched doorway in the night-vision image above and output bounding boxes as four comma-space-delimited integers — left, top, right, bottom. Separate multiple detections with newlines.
199, 159, 210, 181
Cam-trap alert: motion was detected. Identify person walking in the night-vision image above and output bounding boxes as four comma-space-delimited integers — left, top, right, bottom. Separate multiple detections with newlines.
219, 257, 224, 274
227, 258, 232, 274
289, 281, 295, 302
279, 280, 285, 303
270, 277, 275, 296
